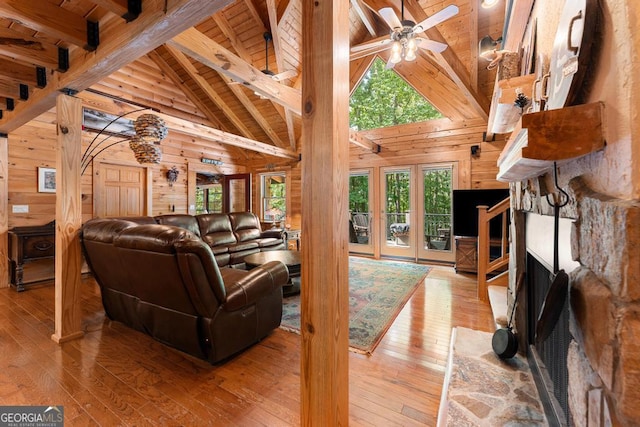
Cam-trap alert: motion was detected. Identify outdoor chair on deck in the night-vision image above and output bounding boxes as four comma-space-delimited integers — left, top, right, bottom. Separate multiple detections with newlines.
352, 214, 369, 237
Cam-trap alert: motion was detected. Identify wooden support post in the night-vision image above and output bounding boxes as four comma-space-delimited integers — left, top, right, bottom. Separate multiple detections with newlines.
51, 94, 84, 344
0, 134, 8, 288
477, 205, 489, 301
301, 0, 350, 424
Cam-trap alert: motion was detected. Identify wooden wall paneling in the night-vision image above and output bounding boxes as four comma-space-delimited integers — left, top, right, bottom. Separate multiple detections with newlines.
0, 134, 8, 287
458, 158, 471, 188
52, 94, 84, 344
301, 0, 350, 423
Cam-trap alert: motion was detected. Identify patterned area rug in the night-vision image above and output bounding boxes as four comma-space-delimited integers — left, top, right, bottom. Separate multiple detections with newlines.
280, 256, 431, 355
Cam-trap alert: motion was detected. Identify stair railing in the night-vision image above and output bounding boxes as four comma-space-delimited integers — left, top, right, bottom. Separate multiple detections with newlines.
477, 197, 510, 301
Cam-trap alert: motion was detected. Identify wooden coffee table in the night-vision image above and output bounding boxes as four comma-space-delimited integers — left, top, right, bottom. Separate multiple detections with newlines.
244, 250, 301, 296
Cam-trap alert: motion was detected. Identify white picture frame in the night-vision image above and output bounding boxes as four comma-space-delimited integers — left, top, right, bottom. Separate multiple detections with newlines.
38, 167, 56, 193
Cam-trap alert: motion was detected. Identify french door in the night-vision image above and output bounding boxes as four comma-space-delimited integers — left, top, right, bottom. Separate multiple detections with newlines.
380, 166, 416, 259
367, 163, 456, 262
348, 169, 373, 254
417, 163, 456, 263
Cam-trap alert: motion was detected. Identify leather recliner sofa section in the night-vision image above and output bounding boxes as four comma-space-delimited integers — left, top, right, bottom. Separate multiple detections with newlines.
154, 212, 285, 267
81, 217, 289, 363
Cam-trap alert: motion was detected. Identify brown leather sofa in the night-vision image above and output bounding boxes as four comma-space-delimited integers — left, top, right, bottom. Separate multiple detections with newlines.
81, 217, 289, 363
155, 212, 285, 267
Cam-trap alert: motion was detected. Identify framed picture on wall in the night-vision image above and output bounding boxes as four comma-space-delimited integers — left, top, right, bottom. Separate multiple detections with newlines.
38, 167, 56, 193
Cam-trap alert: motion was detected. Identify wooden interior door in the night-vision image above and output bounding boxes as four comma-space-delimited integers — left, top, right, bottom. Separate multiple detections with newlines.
224, 173, 251, 213
96, 163, 146, 217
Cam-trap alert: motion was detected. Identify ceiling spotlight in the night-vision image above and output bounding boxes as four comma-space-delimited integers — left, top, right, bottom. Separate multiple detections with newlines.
478, 35, 503, 60
480, 0, 500, 8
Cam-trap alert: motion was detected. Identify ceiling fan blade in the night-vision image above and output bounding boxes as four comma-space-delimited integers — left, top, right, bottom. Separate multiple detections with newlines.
378, 7, 402, 30
412, 4, 459, 33
272, 69, 298, 82
415, 37, 449, 53
350, 38, 391, 53
385, 59, 398, 70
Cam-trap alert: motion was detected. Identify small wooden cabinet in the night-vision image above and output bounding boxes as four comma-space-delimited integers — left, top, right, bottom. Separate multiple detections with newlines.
455, 236, 478, 273
8, 221, 55, 291
284, 229, 301, 251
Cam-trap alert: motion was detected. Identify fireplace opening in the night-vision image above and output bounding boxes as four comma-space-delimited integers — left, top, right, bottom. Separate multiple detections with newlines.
526, 252, 572, 425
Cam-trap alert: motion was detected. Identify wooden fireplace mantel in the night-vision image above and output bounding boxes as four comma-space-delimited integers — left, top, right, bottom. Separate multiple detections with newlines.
497, 102, 605, 182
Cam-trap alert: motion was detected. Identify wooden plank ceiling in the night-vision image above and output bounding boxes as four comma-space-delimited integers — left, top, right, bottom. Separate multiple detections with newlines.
0, 0, 504, 158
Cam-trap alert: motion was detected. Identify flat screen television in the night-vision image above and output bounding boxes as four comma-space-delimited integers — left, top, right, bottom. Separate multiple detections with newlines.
452, 189, 509, 238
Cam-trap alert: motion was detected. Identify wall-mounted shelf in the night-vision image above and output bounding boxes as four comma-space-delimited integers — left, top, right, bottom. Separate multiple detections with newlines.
484, 0, 536, 141
497, 102, 605, 182
491, 74, 536, 134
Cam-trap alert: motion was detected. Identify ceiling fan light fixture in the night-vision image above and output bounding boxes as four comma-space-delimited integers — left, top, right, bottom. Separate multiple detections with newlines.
404, 48, 417, 62
406, 37, 417, 51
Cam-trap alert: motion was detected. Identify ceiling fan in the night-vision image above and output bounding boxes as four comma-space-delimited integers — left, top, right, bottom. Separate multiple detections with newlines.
260, 32, 297, 82
351, 2, 459, 68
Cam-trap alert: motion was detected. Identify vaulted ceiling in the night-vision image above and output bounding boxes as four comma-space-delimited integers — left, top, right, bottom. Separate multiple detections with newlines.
0, 0, 505, 156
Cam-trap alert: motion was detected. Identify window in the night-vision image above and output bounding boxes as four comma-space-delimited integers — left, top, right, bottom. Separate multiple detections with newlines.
349, 58, 443, 131
195, 173, 223, 214
260, 173, 286, 223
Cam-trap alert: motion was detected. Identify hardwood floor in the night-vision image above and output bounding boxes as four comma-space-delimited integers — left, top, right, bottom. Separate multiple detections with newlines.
0, 266, 494, 426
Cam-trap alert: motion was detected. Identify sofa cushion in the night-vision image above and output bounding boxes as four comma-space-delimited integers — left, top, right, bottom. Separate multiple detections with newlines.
255, 237, 284, 249
229, 212, 262, 242
155, 214, 201, 237
197, 213, 237, 247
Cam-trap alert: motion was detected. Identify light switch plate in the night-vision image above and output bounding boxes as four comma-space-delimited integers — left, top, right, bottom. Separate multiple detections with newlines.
12, 205, 29, 213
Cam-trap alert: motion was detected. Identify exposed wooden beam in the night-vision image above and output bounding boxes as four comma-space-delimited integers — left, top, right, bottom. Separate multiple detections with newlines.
162, 44, 261, 142
0, 0, 234, 133
91, 0, 141, 21
212, 13, 253, 59
78, 91, 299, 160
349, 130, 380, 153
362, 0, 489, 119
301, 0, 350, 424
147, 48, 229, 132
213, 12, 289, 149
351, 0, 379, 36
349, 36, 392, 61
266, 0, 297, 149
90, 0, 128, 17
220, 75, 289, 149
0, 27, 60, 70
274, 0, 291, 23
403, 0, 489, 119
469, 0, 479, 92
165, 113, 298, 160
52, 94, 84, 344
244, 0, 269, 30
350, 55, 376, 95
0, 0, 96, 50
0, 55, 38, 85
168, 28, 302, 115
0, 78, 30, 100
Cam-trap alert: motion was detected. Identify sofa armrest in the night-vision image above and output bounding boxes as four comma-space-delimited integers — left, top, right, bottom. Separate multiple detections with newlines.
224, 261, 288, 311
260, 229, 284, 239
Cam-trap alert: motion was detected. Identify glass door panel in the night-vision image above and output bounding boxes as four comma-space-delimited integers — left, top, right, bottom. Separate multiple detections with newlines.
349, 169, 373, 254
418, 164, 456, 263
380, 167, 415, 259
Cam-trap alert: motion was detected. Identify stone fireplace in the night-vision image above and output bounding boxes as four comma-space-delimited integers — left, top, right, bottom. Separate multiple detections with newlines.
511, 176, 640, 426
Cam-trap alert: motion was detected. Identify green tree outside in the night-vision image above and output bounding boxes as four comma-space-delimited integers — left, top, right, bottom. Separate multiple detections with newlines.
349, 58, 442, 131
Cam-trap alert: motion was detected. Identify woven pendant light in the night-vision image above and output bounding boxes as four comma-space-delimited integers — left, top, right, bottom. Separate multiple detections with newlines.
129, 114, 167, 164
134, 114, 168, 142
129, 135, 163, 164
